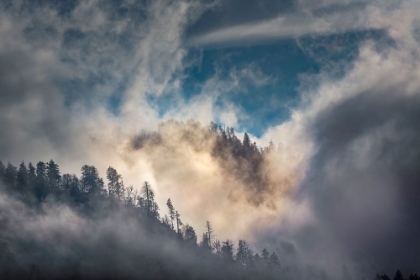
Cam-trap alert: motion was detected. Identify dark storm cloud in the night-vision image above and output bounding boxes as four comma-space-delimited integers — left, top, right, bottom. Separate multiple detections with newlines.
0, 46, 71, 160
299, 87, 420, 273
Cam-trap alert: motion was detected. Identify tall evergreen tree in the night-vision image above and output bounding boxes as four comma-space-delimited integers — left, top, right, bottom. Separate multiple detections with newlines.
243, 132, 251, 148
221, 240, 235, 262
252, 253, 264, 270
393, 270, 404, 280
166, 198, 175, 230
213, 240, 222, 257
106, 166, 124, 199
261, 248, 269, 265
17, 161, 29, 191
183, 224, 197, 245
140, 182, 159, 219
236, 240, 253, 271
4, 162, 17, 189
206, 221, 214, 248
27, 162, 36, 190
35, 161, 48, 201
175, 210, 182, 234
268, 252, 281, 270
47, 160, 61, 192
200, 233, 211, 251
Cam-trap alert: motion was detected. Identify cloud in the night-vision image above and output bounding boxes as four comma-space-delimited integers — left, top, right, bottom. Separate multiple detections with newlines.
126, 120, 307, 242
187, 1, 378, 47
258, 2, 420, 274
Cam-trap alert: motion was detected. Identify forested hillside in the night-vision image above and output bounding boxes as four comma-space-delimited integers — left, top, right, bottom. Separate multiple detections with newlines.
0, 121, 417, 280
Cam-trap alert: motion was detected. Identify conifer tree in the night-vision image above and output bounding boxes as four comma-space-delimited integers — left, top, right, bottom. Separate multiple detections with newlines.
35, 161, 48, 201
175, 210, 182, 234
4, 162, 17, 189
17, 161, 29, 191
261, 248, 269, 265
393, 270, 404, 280
47, 160, 61, 192
27, 162, 36, 189
235, 240, 253, 270
183, 224, 197, 245
206, 221, 214, 248
268, 252, 281, 270
106, 166, 124, 198
243, 132, 251, 148
166, 198, 175, 230
221, 240, 235, 262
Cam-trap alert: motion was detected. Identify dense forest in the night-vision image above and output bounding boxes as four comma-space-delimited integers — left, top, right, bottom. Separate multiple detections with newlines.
0, 121, 417, 280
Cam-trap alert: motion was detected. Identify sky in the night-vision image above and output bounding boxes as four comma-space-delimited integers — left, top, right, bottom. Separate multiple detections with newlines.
1, 0, 420, 277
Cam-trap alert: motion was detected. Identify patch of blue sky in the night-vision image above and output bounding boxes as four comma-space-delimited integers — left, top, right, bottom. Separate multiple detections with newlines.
179, 29, 393, 136
180, 40, 318, 136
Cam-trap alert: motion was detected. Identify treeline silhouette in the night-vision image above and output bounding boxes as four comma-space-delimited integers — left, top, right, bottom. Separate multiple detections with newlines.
0, 121, 417, 280
0, 159, 281, 279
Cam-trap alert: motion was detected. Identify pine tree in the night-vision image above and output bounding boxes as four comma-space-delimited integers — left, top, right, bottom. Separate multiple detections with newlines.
17, 161, 29, 191
213, 240, 222, 256
261, 248, 269, 265
107, 166, 124, 198
140, 182, 159, 219
200, 233, 211, 251
236, 240, 253, 270
243, 132, 251, 148
268, 252, 281, 270
166, 198, 175, 230
35, 161, 48, 201
252, 253, 264, 270
221, 240, 234, 262
27, 162, 36, 190
175, 210, 182, 234
4, 162, 17, 189
393, 270, 404, 280
47, 160, 61, 192
183, 224, 197, 245
206, 221, 214, 248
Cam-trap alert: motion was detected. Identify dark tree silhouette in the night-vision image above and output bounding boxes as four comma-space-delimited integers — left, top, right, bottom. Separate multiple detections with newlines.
261, 248, 269, 265
166, 198, 175, 230
35, 161, 47, 201
27, 163, 36, 190
47, 160, 61, 192
106, 166, 124, 198
183, 224, 197, 245
236, 240, 253, 271
206, 221, 214, 248
268, 252, 281, 270
5, 162, 17, 189
17, 162, 29, 191
0, 154, 416, 280
221, 240, 235, 263
394, 270, 404, 280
